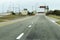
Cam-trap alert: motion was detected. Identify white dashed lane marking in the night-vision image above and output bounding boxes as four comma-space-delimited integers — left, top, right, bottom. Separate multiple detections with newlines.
16, 33, 24, 40
28, 25, 32, 28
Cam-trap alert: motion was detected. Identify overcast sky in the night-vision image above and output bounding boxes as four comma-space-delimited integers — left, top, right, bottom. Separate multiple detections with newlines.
0, 0, 60, 13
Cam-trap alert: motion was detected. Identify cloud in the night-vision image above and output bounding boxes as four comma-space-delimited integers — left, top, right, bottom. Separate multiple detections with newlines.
0, 0, 60, 13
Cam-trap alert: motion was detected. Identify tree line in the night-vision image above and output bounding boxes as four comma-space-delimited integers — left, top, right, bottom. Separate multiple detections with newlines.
46, 10, 60, 16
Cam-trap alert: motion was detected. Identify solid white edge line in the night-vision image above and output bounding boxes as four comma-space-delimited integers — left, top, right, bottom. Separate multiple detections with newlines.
28, 25, 32, 28
16, 33, 24, 40
45, 16, 60, 26
50, 20, 56, 23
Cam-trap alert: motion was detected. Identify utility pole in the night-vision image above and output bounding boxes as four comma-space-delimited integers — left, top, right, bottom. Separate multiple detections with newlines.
7, 0, 12, 12
45, 6, 49, 13
32, 6, 34, 11
35, 3, 38, 11
18, 5, 20, 12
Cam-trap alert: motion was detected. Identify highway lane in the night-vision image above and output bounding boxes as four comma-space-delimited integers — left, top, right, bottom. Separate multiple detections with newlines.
0, 15, 39, 40
20, 15, 60, 40
0, 14, 60, 40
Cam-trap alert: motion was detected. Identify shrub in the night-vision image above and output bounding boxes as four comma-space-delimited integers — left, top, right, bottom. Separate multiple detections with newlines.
46, 10, 60, 16
11, 11, 16, 15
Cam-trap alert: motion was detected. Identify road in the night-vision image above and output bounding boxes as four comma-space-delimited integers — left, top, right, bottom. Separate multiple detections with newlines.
0, 14, 60, 40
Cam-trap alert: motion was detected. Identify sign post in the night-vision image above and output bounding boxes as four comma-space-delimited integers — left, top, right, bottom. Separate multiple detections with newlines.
39, 6, 49, 13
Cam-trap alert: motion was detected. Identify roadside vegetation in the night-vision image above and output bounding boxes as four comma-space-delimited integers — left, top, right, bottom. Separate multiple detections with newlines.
46, 10, 60, 16
0, 14, 27, 22
0, 19, 5, 22
46, 10, 60, 25
0, 10, 36, 22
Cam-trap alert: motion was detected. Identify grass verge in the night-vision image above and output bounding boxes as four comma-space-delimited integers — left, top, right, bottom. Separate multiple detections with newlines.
0, 15, 27, 22
56, 21, 60, 24
48, 15, 60, 25
0, 19, 5, 22
48, 15, 60, 19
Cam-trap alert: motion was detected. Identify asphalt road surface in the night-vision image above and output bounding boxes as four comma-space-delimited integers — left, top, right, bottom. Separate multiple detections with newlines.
0, 14, 60, 40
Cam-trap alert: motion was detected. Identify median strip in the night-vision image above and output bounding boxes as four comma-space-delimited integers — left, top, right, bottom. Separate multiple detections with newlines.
16, 33, 24, 40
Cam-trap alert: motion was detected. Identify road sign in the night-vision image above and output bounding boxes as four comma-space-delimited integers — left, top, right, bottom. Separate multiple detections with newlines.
40, 6, 46, 8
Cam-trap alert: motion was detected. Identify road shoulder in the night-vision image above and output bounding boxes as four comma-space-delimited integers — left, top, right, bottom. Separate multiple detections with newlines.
0, 16, 34, 27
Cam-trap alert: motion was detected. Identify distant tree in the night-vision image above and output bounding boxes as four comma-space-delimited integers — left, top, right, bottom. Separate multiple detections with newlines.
46, 10, 60, 16
28, 11, 32, 15
19, 12, 21, 15
11, 11, 15, 15
53, 10, 60, 15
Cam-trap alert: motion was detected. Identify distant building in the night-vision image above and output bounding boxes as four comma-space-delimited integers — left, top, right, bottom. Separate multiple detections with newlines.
21, 9, 28, 15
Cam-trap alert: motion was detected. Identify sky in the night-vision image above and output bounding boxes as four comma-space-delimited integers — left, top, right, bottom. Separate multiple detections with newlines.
0, 0, 60, 13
